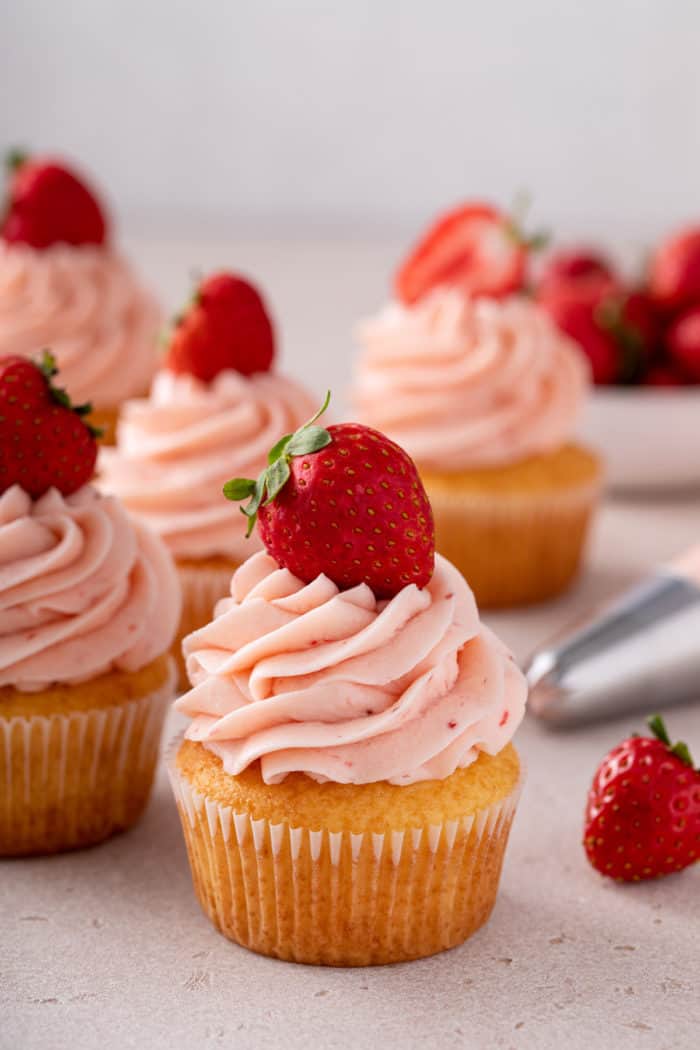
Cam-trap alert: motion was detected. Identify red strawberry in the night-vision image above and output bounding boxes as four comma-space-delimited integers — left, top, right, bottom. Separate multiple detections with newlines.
164, 271, 275, 382
665, 304, 700, 382
643, 364, 686, 388
395, 202, 544, 306
539, 276, 658, 385
1, 151, 108, 249
584, 716, 700, 882
650, 226, 700, 311
224, 394, 435, 598
0, 352, 99, 499
539, 248, 614, 294
539, 276, 621, 384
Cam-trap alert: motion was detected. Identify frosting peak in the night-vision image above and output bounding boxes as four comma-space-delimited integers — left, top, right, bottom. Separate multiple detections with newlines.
0, 243, 160, 407
353, 288, 589, 471
177, 551, 527, 785
100, 369, 318, 561
0, 485, 180, 691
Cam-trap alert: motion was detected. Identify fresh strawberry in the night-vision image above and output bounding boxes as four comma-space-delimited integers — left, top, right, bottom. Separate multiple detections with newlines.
539, 248, 614, 293
1, 151, 108, 248
643, 363, 686, 387
395, 202, 545, 306
224, 393, 435, 598
665, 304, 700, 382
539, 276, 621, 384
0, 352, 99, 498
649, 226, 700, 311
584, 715, 700, 882
539, 276, 658, 385
164, 271, 275, 382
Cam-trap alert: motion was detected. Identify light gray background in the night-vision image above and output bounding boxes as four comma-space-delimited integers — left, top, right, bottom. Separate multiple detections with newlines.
2, 0, 699, 243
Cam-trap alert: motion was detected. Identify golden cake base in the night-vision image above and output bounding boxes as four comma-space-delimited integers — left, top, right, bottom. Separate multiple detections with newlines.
88, 405, 120, 446
169, 739, 522, 966
421, 444, 602, 608
0, 655, 176, 856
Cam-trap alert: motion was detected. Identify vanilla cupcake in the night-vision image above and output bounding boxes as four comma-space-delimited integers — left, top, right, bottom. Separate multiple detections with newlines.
0, 355, 180, 856
0, 152, 160, 442
168, 406, 526, 966
353, 204, 602, 607
99, 271, 318, 686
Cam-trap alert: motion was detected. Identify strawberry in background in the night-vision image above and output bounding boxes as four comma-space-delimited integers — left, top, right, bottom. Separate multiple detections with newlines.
649, 226, 700, 312
394, 200, 546, 306
164, 271, 275, 381
537, 252, 659, 385
1, 151, 108, 248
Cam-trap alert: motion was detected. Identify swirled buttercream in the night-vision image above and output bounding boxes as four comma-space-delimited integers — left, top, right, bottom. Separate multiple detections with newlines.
0, 243, 160, 407
353, 288, 589, 471
100, 369, 318, 561
0, 485, 181, 691
176, 551, 527, 785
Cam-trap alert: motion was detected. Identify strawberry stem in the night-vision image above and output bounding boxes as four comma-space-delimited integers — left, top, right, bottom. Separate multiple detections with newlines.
6, 149, 28, 173
223, 391, 332, 537
505, 190, 549, 253
647, 714, 695, 768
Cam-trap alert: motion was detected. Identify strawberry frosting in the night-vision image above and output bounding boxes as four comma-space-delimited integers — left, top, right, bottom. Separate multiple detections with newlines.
177, 551, 527, 785
353, 288, 589, 471
99, 370, 318, 561
0, 485, 181, 692
0, 243, 160, 407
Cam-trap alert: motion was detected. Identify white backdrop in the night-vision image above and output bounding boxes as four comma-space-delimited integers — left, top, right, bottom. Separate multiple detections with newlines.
2, 0, 699, 244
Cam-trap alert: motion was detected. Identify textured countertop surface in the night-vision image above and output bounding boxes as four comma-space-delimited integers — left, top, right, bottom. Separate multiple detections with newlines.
2, 239, 699, 1050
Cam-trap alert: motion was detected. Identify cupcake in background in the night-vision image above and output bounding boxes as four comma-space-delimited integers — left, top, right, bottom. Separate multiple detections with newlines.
0, 150, 160, 443
100, 271, 318, 686
169, 401, 526, 966
0, 353, 180, 856
353, 202, 602, 607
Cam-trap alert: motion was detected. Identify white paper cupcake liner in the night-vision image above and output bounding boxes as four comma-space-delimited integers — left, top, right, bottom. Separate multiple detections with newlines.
0, 659, 176, 856
167, 736, 524, 966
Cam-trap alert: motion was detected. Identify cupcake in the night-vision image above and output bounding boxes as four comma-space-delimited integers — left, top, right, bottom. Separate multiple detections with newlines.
353, 202, 603, 607
99, 271, 318, 686
0, 354, 180, 856
168, 401, 527, 966
0, 151, 160, 443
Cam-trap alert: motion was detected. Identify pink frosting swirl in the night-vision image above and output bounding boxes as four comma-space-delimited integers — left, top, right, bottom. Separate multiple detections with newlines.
176, 551, 527, 785
0, 243, 160, 407
99, 370, 318, 561
353, 288, 589, 471
0, 485, 181, 692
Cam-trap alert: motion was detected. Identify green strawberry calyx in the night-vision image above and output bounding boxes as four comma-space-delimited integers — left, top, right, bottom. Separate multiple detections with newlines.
647, 714, 695, 769
223, 390, 331, 537
38, 350, 103, 439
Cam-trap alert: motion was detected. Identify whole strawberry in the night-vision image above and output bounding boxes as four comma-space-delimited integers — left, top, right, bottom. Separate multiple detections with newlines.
584, 715, 700, 882
665, 304, 700, 382
224, 394, 435, 598
164, 271, 275, 382
539, 275, 658, 385
649, 226, 700, 311
395, 201, 546, 306
538, 248, 614, 295
1, 150, 108, 248
0, 352, 99, 498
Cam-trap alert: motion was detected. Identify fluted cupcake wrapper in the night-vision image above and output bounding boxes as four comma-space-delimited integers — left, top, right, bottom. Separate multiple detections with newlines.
174, 559, 239, 691
0, 663, 175, 857
425, 478, 602, 609
167, 736, 524, 967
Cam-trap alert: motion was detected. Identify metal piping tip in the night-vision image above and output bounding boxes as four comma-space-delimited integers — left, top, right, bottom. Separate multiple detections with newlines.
525, 572, 700, 728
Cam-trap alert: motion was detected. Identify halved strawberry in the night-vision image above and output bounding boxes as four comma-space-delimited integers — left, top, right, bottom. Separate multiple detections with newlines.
395, 202, 538, 305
